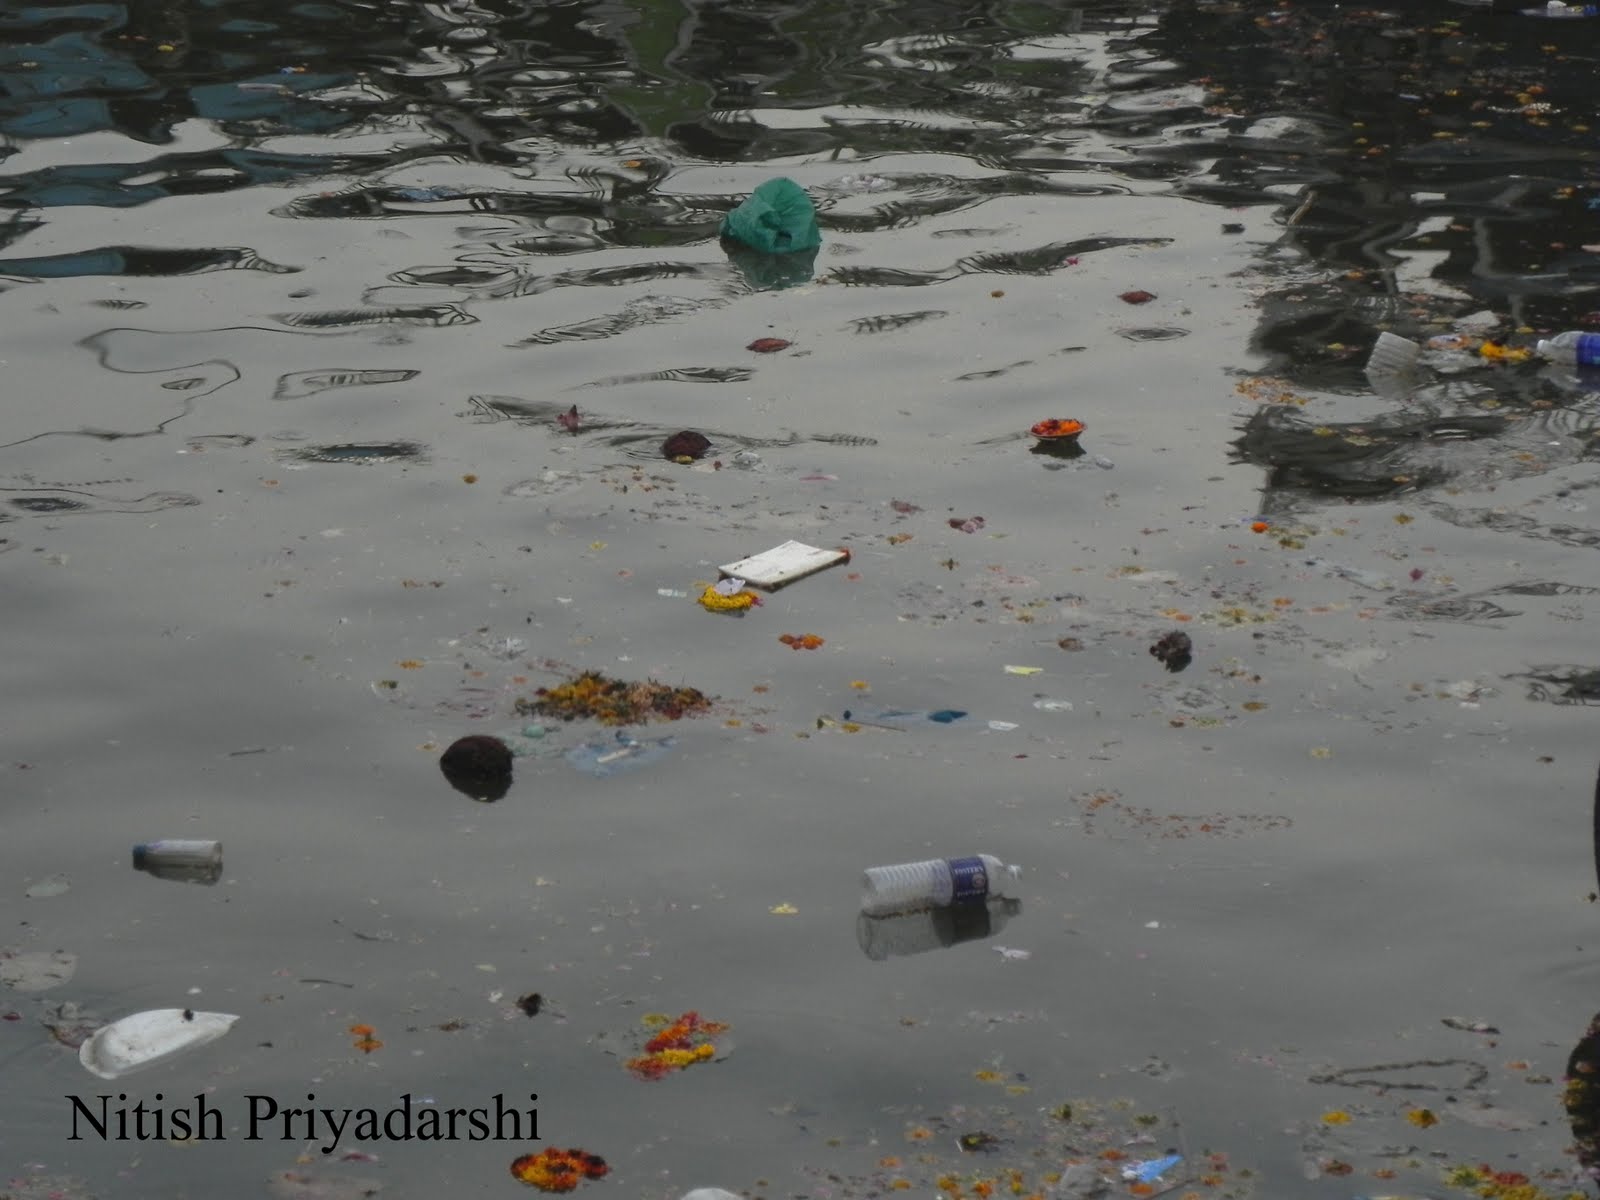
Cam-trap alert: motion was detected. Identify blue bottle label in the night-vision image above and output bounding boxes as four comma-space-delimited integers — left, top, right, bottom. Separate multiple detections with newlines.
1577, 334, 1600, 366
948, 856, 989, 903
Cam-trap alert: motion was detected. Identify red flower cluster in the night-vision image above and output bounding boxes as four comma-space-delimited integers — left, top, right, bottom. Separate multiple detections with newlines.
625, 1010, 729, 1080
510, 1148, 609, 1192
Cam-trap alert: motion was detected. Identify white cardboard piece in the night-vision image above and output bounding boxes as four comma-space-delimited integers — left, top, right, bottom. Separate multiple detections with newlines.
718, 540, 847, 590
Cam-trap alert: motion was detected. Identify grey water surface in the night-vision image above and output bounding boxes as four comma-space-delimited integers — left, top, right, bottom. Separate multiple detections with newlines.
4, 2, 1600, 1197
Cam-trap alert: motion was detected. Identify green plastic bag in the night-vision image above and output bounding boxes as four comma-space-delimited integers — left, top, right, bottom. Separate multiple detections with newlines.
720, 177, 821, 255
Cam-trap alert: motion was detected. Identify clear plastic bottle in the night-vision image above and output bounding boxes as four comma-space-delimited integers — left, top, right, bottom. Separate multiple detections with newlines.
860, 854, 1021, 917
1535, 331, 1600, 365
132, 839, 223, 885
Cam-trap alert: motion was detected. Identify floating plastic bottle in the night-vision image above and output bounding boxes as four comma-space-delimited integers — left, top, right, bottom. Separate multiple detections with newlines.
131, 840, 222, 885
1522, 1, 1598, 14
861, 854, 1021, 917
1536, 331, 1600, 366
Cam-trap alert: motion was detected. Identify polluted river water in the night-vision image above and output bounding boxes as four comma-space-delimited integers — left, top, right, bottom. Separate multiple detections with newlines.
4, 1, 1600, 1197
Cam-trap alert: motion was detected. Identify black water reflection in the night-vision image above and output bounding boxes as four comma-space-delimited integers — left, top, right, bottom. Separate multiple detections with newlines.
1146, 2, 1600, 510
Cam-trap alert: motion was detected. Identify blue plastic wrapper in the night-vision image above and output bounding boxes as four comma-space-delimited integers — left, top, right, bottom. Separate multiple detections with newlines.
1124, 1154, 1183, 1184
565, 729, 677, 777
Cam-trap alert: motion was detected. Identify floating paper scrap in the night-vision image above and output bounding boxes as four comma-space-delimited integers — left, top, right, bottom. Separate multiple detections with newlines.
718, 540, 847, 590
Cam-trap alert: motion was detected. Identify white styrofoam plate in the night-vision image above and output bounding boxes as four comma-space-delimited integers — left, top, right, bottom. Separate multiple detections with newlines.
79, 1008, 239, 1080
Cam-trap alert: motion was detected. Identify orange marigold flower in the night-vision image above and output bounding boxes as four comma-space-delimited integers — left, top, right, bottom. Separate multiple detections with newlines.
1250, 521, 1270, 533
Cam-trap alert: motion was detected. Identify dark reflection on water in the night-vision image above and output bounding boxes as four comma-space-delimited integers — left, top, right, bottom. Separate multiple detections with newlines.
1146, 2, 1600, 508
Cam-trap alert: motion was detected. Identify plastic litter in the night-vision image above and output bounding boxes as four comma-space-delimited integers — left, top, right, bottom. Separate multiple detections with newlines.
1536, 330, 1600, 365
857, 899, 1020, 960
680, 1188, 743, 1200
1306, 557, 1397, 591
1364, 331, 1424, 399
1123, 1155, 1183, 1185
831, 706, 967, 730
720, 178, 822, 255
861, 854, 1022, 917
719, 539, 849, 590
565, 730, 677, 778
132, 840, 222, 885
79, 1008, 239, 1079
0, 950, 76, 992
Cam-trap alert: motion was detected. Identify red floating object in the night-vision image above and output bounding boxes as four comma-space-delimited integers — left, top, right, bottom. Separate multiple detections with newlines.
1029, 418, 1085, 441
746, 337, 791, 353
1118, 290, 1156, 305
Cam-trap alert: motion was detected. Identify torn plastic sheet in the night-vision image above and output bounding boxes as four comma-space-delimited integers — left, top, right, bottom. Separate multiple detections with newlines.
565, 730, 677, 777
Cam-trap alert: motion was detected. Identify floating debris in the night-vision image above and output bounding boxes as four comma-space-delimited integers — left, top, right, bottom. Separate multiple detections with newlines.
1150, 630, 1193, 673
626, 1010, 728, 1080
698, 578, 763, 614
719, 540, 849, 590
747, 337, 791, 353
721, 178, 821, 255
1118, 289, 1157, 304
510, 1148, 609, 1192
439, 735, 513, 802
779, 633, 825, 650
564, 730, 677, 777
79, 1009, 239, 1080
663, 430, 712, 462
0, 950, 77, 992
1029, 418, 1085, 442
516, 671, 713, 726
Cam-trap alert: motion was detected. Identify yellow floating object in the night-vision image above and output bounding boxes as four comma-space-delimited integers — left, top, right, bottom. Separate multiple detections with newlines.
697, 584, 758, 612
